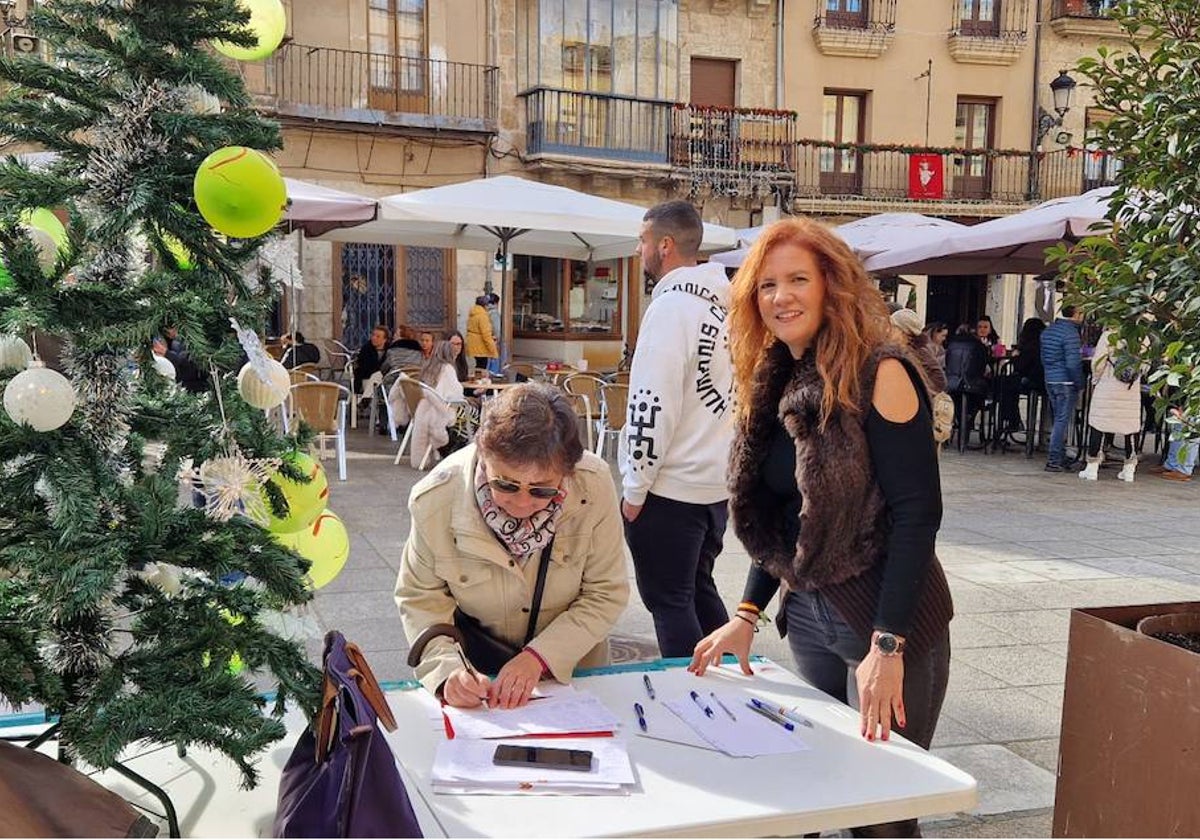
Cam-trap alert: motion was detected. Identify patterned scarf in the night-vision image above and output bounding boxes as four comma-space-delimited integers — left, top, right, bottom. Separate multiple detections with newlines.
473, 460, 566, 561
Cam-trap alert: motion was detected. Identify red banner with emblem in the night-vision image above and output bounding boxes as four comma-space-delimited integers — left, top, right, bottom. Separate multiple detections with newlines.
908, 153, 944, 199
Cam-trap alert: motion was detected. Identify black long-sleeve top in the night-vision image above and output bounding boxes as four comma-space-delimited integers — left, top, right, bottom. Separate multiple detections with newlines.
741, 367, 943, 638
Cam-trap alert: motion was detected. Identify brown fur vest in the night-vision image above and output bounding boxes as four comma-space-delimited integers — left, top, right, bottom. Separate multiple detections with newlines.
728, 340, 920, 590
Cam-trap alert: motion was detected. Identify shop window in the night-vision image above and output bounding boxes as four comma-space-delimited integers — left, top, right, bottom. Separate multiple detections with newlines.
514, 255, 623, 337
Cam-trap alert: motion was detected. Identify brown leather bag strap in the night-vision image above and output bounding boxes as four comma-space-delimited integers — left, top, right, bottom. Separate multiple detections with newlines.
314, 671, 340, 764
345, 642, 398, 732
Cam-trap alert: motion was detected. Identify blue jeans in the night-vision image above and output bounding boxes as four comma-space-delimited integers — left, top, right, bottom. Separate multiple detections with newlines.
783, 588, 951, 838
1165, 438, 1198, 476
1046, 383, 1079, 466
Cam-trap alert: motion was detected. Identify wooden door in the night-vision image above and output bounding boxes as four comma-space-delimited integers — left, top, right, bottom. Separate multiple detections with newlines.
954, 98, 995, 200
821, 91, 864, 194
367, 0, 428, 114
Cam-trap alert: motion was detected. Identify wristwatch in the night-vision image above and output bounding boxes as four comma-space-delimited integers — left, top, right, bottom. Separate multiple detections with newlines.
873, 631, 906, 657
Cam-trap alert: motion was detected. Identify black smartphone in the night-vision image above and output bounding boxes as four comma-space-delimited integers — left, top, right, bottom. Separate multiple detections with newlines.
492, 744, 594, 772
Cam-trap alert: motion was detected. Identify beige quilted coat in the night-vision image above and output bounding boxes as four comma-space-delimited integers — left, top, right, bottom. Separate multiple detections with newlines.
1085, 329, 1142, 435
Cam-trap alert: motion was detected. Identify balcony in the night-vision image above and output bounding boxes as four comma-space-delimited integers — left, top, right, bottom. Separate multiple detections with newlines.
947, 0, 1030, 65
520, 88, 796, 191
1049, 0, 1121, 37
788, 142, 1105, 214
811, 0, 897, 58
256, 43, 498, 134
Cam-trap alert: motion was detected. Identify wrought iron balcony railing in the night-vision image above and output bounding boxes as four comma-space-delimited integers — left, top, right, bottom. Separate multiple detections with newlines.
263, 43, 498, 133
520, 88, 796, 174
791, 141, 1111, 204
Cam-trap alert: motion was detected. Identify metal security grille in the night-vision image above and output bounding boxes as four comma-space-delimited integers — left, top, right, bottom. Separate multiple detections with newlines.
340, 243, 396, 349
404, 246, 447, 327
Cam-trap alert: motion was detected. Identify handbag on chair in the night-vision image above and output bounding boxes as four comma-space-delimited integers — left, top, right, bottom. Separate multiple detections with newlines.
273, 631, 422, 838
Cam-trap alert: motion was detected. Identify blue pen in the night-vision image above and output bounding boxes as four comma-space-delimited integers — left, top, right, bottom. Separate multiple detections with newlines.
633, 702, 648, 732
746, 701, 795, 731
642, 674, 656, 700
689, 690, 715, 718
749, 698, 796, 731
750, 697, 814, 729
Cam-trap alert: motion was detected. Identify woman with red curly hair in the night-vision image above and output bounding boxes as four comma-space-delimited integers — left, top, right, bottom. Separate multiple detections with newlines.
689, 218, 952, 837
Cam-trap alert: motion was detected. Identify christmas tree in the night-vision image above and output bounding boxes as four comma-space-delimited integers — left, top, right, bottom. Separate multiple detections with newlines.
0, 0, 321, 786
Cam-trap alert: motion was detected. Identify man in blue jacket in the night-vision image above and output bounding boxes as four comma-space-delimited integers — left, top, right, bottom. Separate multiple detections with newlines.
1039, 304, 1086, 471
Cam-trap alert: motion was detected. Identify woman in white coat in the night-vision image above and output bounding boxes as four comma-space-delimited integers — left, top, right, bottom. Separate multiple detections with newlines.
1079, 328, 1142, 482
406, 341, 465, 470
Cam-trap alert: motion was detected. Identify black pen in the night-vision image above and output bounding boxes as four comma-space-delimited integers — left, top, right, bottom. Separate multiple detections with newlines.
642, 674, 656, 700
453, 645, 489, 708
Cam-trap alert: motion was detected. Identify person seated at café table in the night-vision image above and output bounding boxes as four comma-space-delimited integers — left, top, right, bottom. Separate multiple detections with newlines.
945, 323, 990, 435
397, 383, 629, 709
354, 324, 389, 398
279, 331, 320, 369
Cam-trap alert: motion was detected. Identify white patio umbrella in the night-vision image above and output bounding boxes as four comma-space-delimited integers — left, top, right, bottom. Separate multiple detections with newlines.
863, 187, 1115, 276
709, 213, 965, 269
317, 175, 739, 359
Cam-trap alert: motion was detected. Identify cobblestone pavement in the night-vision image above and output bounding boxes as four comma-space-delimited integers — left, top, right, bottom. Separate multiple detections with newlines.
314, 427, 1199, 836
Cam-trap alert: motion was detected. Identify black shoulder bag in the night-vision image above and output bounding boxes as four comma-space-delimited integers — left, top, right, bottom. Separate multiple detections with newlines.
451, 542, 553, 676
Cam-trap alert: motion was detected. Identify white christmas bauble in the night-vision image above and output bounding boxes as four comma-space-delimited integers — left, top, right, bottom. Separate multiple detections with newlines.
3, 362, 75, 431
153, 353, 177, 380
0, 334, 32, 370
237, 359, 289, 409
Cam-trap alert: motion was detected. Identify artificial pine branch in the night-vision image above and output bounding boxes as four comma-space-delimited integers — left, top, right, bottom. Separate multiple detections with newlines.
0, 0, 323, 785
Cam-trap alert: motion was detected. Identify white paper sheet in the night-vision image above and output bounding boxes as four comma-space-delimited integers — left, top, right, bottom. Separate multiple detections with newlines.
444, 690, 619, 740
431, 736, 636, 796
663, 691, 810, 757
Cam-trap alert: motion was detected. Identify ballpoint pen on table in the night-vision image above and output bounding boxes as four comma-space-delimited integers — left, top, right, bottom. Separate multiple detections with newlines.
642, 674, 656, 700
749, 697, 813, 728
689, 690, 715, 718
709, 692, 736, 721
745, 701, 795, 731
633, 702, 648, 732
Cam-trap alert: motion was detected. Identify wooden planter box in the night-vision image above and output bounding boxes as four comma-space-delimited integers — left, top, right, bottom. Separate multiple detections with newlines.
1053, 602, 1200, 837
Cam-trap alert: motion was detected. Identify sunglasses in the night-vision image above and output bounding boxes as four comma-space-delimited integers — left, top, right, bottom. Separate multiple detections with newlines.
487, 476, 561, 500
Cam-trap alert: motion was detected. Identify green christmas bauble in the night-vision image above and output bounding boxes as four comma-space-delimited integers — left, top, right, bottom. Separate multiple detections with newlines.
265, 452, 329, 533
0, 263, 10, 291
213, 0, 287, 62
273, 509, 349, 590
193, 147, 286, 239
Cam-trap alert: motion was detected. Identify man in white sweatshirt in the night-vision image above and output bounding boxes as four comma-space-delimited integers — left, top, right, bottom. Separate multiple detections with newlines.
619, 200, 734, 658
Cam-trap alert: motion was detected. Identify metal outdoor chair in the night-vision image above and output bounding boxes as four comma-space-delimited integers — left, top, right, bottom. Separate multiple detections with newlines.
391, 376, 476, 470
563, 373, 606, 449
594, 382, 628, 459
288, 367, 321, 386
287, 381, 349, 481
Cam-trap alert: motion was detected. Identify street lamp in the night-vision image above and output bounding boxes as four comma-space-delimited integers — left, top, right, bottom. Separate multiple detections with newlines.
1037, 70, 1078, 143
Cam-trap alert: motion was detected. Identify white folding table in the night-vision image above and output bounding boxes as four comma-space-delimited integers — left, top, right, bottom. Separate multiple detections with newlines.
2, 658, 976, 837
388, 658, 976, 837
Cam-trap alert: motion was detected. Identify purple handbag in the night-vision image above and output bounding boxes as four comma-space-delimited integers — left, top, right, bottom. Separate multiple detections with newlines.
273, 631, 423, 838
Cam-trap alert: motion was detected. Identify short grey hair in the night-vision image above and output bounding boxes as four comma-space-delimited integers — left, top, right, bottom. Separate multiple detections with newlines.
476, 383, 584, 474
644, 200, 703, 259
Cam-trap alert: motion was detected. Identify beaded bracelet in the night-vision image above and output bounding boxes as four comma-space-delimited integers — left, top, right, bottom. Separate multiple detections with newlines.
734, 612, 759, 632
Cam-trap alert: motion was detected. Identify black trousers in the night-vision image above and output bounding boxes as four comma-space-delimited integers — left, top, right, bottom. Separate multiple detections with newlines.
625, 493, 729, 658
784, 588, 951, 838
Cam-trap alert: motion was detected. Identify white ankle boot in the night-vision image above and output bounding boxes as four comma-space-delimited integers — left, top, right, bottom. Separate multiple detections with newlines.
1078, 458, 1101, 481
1117, 457, 1138, 483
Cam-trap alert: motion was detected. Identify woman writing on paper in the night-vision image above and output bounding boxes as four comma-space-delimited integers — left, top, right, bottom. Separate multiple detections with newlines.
397, 383, 629, 709
689, 219, 952, 837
